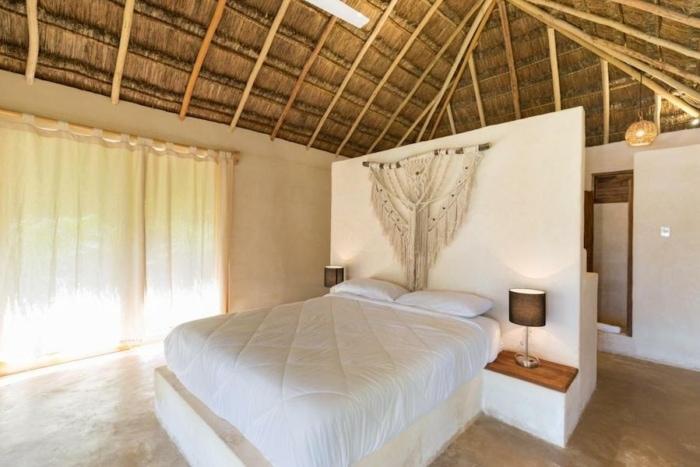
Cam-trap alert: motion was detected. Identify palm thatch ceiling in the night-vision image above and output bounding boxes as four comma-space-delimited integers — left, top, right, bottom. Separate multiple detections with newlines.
0, 0, 698, 157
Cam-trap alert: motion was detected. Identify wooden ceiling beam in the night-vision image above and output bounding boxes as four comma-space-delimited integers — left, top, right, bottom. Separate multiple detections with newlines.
468, 55, 486, 127
334, 0, 446, 155
179, 0, 226, 119
509, 0, 699, 117
25, 0, 38, 84
427, 55, 469, 139
596, 39, 700, 87
398, 93, 441, 146
601, 59, 609, 144
547, 27, 561, 111
446, 103, 457, 134
271, 16, 336, 140
525, 0, 700, 61
230, 0, 291, 130
521, 1, 700, 104
111, 0, 135, 104
413, 0, 496, 143
424, 0, 495, 141
365, 0, 482, 154
497, 0, 521, 119
607, 0, 700, 29
306, 0, 399, 149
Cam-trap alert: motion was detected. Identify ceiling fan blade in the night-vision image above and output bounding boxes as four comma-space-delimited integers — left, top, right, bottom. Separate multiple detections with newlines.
303, 0, 369, 28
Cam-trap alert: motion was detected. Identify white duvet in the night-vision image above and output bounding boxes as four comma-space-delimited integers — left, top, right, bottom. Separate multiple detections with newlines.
164, 294, 500, 467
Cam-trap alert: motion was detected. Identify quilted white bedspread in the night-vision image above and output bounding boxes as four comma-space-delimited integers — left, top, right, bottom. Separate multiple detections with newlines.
164, 294, 500, 467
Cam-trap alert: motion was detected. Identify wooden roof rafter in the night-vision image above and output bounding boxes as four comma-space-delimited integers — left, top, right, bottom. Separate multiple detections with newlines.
547, 26, 561, 111
418, 0, 496, 142
230, 0, 292, 130
508, 0, 700, 118
365, 0, 484, 154
24, 0, 38, 84
497, 0, 521, 120
518, 0, 700, 106
271, 16, 336, 141
110, 0, 135, 104
525, 0, 700, 61
607, 0, 700, 29
334, 0, 447, 155
178, 0, 227, 120
306, 0, 400, 149
468, 55, 486, 126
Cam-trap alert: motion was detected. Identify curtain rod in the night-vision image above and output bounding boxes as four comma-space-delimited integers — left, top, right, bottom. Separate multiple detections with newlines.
361, 142, 490, 168
0, 108, 240, 163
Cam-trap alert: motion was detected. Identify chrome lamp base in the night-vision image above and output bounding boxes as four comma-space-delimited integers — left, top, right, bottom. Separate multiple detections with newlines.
515, 352, 540, 368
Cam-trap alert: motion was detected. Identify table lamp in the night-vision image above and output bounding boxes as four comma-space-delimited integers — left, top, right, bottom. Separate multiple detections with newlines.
324, 266, 345, 288
509, 288, 546, 368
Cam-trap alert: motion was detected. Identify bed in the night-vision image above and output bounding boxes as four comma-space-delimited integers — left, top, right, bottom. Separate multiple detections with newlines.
157, 292, 500, 467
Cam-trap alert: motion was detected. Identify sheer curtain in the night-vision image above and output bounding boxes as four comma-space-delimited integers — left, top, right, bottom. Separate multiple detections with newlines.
0, 117, 232, 371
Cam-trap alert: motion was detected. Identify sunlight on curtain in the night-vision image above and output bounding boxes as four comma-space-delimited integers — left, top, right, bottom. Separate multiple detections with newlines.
0, 120, 231, 369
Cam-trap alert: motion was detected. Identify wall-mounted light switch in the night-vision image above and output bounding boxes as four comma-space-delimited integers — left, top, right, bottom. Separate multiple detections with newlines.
660, 226, 671, 238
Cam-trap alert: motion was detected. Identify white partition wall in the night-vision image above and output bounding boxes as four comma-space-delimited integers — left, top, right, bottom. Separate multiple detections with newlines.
331, 107, 596, 445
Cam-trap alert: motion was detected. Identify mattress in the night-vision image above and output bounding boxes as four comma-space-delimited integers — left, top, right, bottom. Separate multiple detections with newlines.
164, 293, 500, 467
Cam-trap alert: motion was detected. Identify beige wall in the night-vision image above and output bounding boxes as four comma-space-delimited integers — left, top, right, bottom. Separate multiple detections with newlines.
0, 70, 337, 312
331, 107, 588, 368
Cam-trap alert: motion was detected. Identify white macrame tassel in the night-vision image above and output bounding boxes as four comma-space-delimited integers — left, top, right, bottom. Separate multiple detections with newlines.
368, 147, 482, 290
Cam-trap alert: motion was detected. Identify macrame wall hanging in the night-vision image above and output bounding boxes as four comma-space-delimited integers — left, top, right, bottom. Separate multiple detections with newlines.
366, 145, 484, 290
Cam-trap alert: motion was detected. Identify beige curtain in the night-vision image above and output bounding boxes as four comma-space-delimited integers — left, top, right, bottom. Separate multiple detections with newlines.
0, 118, 232, 369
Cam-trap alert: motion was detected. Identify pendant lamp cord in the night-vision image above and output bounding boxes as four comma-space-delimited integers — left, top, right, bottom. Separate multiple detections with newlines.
638, 72, 643, 120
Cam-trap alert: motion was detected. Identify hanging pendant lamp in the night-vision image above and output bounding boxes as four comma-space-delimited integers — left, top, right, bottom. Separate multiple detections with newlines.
625, 73, 658, 147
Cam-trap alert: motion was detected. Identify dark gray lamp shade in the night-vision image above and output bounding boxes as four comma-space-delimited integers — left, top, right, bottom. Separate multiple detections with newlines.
324, 266, 345, 288
509, 289, 546, 327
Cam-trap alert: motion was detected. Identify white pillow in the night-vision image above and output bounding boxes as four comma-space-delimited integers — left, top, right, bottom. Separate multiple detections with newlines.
331, 278, 408, 302
396, 290, 493, 318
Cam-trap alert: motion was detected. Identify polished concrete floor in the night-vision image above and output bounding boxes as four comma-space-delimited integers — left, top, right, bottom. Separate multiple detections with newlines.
1, 348, 698, 467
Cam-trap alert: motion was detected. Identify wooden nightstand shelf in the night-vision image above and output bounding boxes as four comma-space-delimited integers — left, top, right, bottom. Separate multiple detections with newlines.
486, 350, 578, 393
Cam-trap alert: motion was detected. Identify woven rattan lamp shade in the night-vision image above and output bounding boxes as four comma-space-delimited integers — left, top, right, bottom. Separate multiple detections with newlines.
625, 118, 658, 147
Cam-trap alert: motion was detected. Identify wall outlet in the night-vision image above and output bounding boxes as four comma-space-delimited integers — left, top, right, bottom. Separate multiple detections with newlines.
660, 226, 671, 238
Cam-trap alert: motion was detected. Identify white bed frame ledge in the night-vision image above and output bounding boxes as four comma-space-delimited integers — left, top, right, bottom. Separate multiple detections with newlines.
154, 366, 483, 467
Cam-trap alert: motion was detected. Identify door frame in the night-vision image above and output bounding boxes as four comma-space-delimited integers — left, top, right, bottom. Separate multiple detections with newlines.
590, 170, 634, 336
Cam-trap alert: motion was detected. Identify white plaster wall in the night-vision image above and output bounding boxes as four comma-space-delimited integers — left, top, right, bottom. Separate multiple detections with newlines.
586, 130, 700, 370
629, 146, 700, 370
0, 70, 338, 313
585, 128, 700, 190
331, 107, 586, 369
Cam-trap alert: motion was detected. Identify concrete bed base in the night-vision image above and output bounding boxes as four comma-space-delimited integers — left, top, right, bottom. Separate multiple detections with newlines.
154, 366, 483, 467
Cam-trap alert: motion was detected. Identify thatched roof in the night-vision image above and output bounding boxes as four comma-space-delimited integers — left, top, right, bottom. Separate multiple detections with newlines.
0, 0, 698, 157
